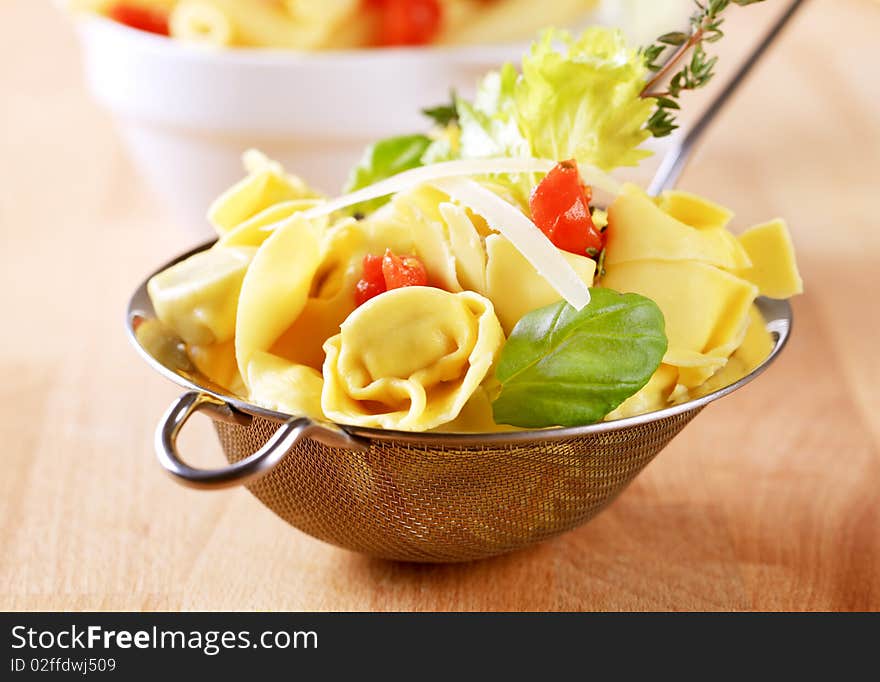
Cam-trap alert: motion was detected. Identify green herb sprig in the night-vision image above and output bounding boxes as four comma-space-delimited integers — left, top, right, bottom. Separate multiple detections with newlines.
641, 0, 765, 137
422, 91, 459, 127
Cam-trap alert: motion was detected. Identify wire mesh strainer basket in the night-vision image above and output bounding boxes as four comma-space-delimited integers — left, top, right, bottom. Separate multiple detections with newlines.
127, 245, 792, 562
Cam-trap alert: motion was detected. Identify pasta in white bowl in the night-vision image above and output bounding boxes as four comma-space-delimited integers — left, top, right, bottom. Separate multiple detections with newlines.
64, 0, 692, 231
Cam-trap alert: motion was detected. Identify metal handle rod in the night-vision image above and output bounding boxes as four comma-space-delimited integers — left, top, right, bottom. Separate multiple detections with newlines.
155, 391, 369, 490
649, 0, 808, 195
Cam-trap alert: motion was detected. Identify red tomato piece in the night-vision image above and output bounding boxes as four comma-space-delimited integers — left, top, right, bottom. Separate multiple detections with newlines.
108, 3, 170, 36
381, 249, 428, 290
354, 254, 387, 306
373, 0, 442, 46
529, 160, 605, 258
355, 250, 429, 306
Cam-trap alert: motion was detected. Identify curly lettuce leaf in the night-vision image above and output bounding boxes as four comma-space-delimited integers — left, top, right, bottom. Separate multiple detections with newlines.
451, 27, 655, 173
515, 28, 656, 171
348, 26, 657, 213
456, 64, 531, 161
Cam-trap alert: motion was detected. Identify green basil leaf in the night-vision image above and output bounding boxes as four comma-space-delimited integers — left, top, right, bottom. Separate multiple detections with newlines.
344, 134, 433, 214
492, 288, 667, 428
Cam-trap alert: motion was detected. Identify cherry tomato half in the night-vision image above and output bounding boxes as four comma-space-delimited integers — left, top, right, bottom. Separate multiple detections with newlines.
354, 254, 387, 306
107, 3, 170, 36
367, 0, 443, 47
381, 249, 428, 290
354, 250, 428, 306
529, 160, 604, 257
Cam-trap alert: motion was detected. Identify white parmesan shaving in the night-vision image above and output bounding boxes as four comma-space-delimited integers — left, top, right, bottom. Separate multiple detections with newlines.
298, 158, 558, 221
432, 177, 592, 311
242, 158, 620, 268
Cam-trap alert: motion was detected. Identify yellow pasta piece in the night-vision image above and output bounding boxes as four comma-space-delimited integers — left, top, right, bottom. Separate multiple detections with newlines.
219, 199, 326, 248
282, 0, 362, 49
170, 0, 353, 48
283, 0, 358, 25
435, 385, 519, 434
440, 202, 488, 295
269, 221, 366, 370
364, 187, 463, 292
170, 1, 235, 46
663, 347, 729, 369
601, 259, 758, 356
234, 216, 323, 385
255, 188, 486, 374
485, 234, 596, 334
734, 305, 775, 371
188, 339, 240, 389
656, 189, 734, 231
246, 351, 325, 419
606, 185, 751, 270
322, 288, 504, 431
691, 305, 775, 399
734, 219, 804, 299
714, 227, 754, 270
663, 348, 728, 388
438, 0, 598, 46
676, 359, 728, 389
147, 245, 256, 346
208, 151, 318, 235
605, 364, 679, 421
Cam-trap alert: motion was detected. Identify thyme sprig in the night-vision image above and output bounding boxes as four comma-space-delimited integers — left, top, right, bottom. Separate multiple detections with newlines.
641, 0, 765, 137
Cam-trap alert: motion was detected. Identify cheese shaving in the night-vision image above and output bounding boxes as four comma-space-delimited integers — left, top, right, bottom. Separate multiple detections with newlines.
296, 158, 620, 222
432, 177, 592, 311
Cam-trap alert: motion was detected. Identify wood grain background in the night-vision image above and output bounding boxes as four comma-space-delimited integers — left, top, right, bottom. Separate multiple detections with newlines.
1, 0, 877, 611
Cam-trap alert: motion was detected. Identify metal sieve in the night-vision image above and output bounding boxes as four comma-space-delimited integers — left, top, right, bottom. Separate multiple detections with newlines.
127, 248, 791, 562
127, 0, 804, 561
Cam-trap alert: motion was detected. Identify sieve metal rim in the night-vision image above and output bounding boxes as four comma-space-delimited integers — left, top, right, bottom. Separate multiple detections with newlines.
128, 239, 793, 449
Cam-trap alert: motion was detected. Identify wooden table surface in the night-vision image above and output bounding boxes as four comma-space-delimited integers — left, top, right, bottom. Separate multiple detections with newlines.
1, 0, 878, 612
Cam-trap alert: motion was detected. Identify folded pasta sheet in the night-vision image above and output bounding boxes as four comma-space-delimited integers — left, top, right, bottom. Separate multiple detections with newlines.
606, 185, 751, 270
735, 219, 804, 299
485, 234, 596, 334
208, 151, 318, 235
599, 184, 800, 410
147, 245, 255, 346
655, 189, 735, 231
234, 215, 323, 382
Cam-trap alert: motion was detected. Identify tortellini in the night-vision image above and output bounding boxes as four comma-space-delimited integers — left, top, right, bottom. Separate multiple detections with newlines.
321, 288, 504, 431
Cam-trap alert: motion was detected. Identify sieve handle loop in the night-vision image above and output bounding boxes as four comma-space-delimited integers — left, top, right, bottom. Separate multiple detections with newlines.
155, 391, 367, 490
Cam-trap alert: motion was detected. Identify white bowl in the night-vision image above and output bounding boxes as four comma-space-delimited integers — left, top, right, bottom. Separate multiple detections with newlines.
72, 1, 692, 233
74, 15, 528, 232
